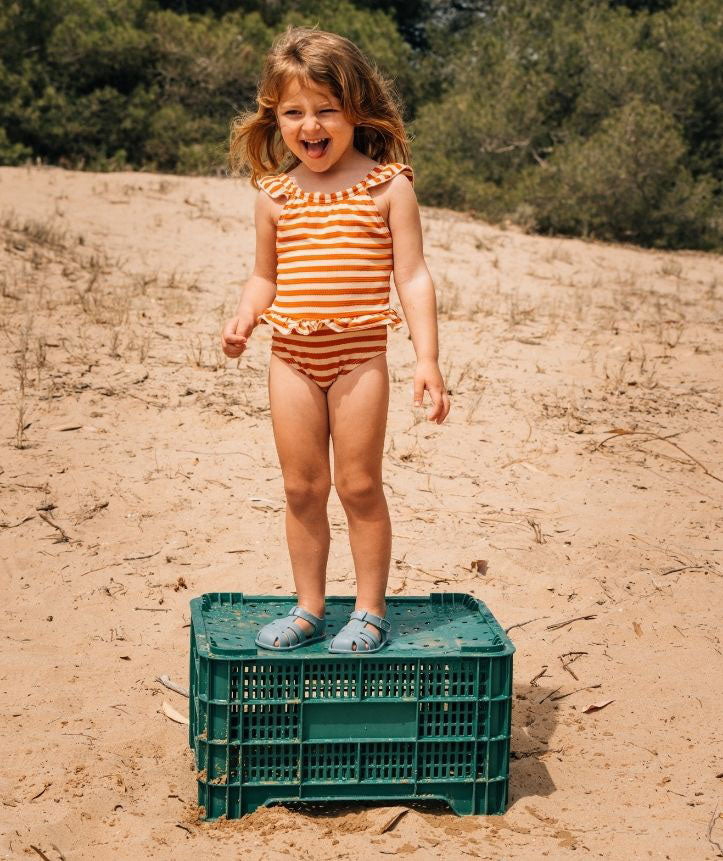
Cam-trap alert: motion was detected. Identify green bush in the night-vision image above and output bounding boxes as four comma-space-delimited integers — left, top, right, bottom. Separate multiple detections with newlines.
0, 126, 32, 164
522, 98, 719, 248
410, 0, 721, 248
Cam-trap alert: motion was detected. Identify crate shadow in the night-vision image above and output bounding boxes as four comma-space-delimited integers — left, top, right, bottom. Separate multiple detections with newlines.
507, 682, 558, 804
263, 797, 467, 822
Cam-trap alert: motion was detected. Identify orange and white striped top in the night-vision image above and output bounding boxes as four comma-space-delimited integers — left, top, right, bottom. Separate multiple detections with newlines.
255, 162, 414, 335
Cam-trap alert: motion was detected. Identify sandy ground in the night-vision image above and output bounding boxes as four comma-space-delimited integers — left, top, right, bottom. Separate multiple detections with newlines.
0, 165, 721, 860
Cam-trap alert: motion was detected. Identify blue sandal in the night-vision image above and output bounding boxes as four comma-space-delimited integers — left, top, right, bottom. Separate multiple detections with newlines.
328, 609, 392, 654
255, 606, 326, 651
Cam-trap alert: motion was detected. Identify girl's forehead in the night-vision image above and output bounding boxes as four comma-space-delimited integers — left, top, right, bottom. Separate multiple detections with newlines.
278, 76, 337, 104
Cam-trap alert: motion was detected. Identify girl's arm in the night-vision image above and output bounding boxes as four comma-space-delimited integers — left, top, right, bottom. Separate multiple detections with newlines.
221, 190, 278, 358
388, 176, 451, 424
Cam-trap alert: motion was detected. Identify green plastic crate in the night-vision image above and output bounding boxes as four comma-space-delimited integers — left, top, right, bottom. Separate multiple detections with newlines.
189, 592, 515, 818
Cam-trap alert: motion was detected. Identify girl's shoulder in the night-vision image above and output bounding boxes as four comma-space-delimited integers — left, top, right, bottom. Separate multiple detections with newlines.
365, 164, 416, 231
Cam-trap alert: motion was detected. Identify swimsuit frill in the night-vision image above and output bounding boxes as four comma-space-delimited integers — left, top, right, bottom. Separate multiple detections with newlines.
255, 163, 413, 336
258, 309, 403, 337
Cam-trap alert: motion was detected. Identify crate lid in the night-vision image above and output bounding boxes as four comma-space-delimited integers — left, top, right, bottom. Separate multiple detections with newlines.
191, 592, 515, 659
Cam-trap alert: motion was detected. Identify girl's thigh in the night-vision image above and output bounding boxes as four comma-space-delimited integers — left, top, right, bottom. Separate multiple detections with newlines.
327, 352, 389, 480
269, 352, 331, 481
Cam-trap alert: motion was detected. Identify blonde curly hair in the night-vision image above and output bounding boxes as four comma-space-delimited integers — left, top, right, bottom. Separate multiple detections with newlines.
228, 25, 411, 187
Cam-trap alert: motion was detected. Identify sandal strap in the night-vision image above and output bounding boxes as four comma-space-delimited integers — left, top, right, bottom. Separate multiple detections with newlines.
290, 605, 325, 629
350, 609, 391, 632
355, 629, 379, 648
280, 622, 301, 647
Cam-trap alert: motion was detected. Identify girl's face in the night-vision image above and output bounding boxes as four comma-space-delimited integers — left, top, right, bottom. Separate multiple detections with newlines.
276, 77, 356, 172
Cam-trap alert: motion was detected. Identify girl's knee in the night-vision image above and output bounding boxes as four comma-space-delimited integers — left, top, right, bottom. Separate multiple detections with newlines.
335, 473, 383, 511
284, 475, 331, 509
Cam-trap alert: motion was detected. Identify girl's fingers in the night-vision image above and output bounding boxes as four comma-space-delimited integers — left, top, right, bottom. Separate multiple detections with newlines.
221, 329, 246, 357
222, 319, 237, 339
427, 386, 444, 419
413, 373, 451, 422
221, 317, 248, 357
222, 319, 249, 344
413, 379, 425, 407
427, 387, 452, 424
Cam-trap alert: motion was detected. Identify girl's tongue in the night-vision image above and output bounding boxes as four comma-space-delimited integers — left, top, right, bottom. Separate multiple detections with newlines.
304, 138, 329, 158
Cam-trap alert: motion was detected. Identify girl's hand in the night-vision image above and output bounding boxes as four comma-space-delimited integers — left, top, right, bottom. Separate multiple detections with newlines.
413, 358, 451, 424
221, 314, 256, 358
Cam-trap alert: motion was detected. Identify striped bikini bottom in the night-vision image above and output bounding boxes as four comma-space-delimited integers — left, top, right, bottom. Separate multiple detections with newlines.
270, 326, 388, 391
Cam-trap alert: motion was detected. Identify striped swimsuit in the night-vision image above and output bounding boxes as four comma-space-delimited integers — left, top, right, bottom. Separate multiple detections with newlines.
256, 162, 414, 391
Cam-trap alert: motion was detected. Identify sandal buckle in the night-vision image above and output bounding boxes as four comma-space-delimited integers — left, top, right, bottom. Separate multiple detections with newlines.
355, 609, 391, 632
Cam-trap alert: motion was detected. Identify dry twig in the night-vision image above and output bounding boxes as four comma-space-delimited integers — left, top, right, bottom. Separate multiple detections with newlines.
595, 430, 723, 484
506, 616, 548, 634
530, 667, 549, 687
157, 675, 189, 698
708, 803, 723, 858
29, 782, 52, 801
546, 614, 596, 631
539, 687, 562, 704
38, 510, 70, 542
527, 517, 545, 544
662, 565, 707, 576
0, 514, 35, 529
377, 807, 409, 834
559, 651, 588, 681
551, 683, 601, 702
123, 549, 161, 561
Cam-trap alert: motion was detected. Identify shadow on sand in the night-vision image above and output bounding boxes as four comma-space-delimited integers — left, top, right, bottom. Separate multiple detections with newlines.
507, 682, 558, 804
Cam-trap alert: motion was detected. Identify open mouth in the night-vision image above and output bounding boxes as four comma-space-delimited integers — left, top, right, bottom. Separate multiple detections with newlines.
302, 138, 330, 158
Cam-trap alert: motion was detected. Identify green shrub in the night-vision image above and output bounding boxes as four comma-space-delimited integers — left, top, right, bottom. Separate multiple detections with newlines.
0, 126, 32, 163
522, 98, 719, 248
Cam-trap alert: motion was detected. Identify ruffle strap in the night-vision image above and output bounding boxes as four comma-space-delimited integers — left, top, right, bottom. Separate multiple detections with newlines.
364, 163, 414, 191
256, 174, 295, 200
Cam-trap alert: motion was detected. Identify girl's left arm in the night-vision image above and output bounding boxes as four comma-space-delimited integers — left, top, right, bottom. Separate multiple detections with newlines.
389, 175, 451, 424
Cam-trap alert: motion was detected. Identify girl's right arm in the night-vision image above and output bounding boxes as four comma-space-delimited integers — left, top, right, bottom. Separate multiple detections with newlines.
221, 190, 278, 358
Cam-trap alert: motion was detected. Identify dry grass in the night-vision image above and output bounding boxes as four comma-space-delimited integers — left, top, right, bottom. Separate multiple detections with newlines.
2, 210, 70, 253
507, 291, 537, 327
658, 258, 683, 279
435, 275, 462, 318
12, 314, 33, 449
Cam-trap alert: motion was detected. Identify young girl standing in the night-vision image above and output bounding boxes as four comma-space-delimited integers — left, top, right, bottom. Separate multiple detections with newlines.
222, 26, 450, 653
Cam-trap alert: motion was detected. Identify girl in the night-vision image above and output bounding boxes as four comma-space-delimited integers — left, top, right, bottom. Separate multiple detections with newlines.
221, 25, 450, 653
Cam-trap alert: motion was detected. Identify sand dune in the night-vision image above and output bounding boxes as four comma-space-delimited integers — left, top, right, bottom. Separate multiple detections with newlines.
1, 165, 721, 859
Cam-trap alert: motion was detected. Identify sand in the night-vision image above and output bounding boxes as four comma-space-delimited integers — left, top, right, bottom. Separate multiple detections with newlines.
0, 164, 721, 860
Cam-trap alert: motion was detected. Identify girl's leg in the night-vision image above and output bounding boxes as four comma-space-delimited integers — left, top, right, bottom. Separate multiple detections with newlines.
327, 352, 391, 643
269, 352, 331, 637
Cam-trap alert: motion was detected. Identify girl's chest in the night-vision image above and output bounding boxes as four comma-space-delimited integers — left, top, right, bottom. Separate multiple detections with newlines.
272, 185, 391, 234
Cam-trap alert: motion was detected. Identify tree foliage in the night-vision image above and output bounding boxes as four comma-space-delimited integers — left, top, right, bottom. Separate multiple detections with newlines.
412, 0, 721, 248
0, 0, 720, 248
